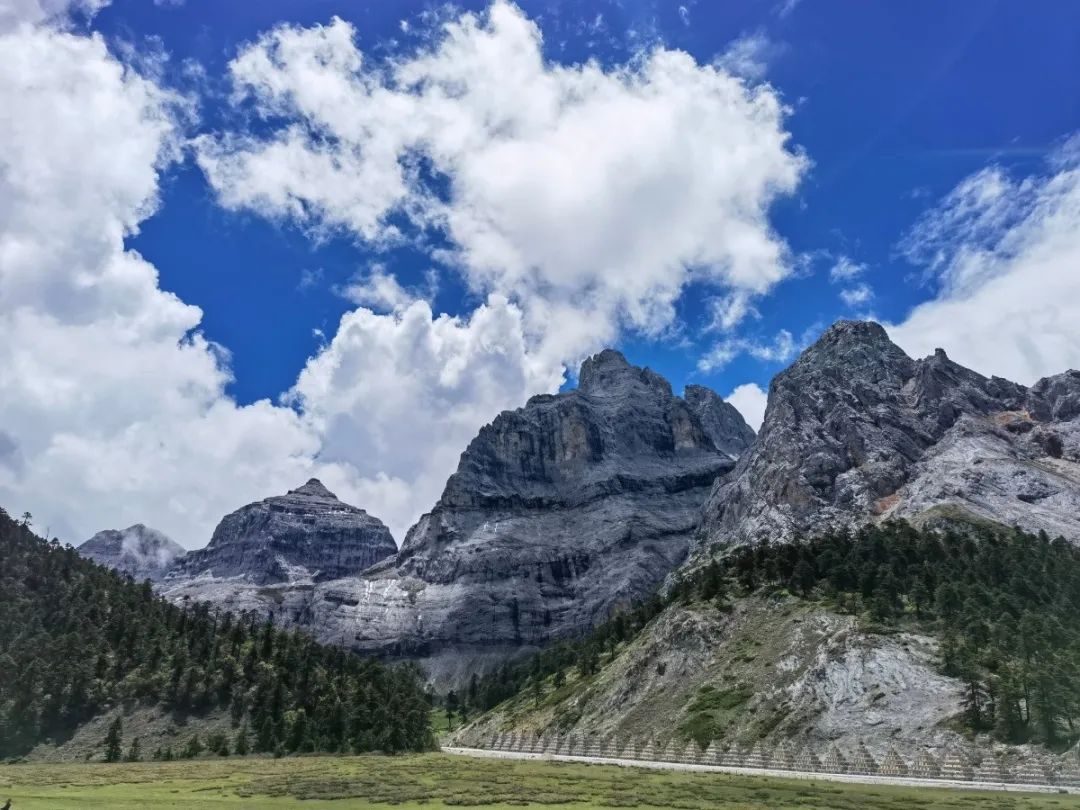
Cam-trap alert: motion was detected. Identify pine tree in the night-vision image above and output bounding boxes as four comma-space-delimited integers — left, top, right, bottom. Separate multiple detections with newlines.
234, 722, 250, 756
182, 734, 204, 759
103, 717, 123, 763
125, 736, 141, 762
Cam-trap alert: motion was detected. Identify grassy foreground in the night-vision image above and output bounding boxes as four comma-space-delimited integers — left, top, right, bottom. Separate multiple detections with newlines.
1, 753, 1079, 809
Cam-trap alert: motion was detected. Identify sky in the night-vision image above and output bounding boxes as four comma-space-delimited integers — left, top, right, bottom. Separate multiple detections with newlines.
2, 0, 1080, 549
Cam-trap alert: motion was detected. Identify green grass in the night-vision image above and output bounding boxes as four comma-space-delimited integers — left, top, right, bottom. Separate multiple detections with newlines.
2, 753, 1079, 809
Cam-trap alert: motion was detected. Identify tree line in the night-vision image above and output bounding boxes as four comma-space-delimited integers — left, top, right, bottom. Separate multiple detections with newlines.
0, 507, 434, 760
463, 520, 1080, 748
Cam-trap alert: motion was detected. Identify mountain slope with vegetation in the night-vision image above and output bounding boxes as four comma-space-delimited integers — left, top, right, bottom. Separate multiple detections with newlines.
454, 520, 1080, 756
0, 507, 433, 761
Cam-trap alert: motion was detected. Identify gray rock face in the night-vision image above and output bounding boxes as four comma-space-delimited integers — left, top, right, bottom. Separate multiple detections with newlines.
684, 384, 756, 459
701, 320, 1080, 548
168, 479, 397, 585
78, 524, 185, 581
366, 351, 739, 682
163, 352, 747, 686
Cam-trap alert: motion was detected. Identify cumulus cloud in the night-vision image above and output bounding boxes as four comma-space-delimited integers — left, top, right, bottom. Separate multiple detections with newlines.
0, 22, 365, 547
888, 138, 1080, 384
2, 1, 805, 549
196, 0, 806, 368
289, 296, 564, 538
726, 382, 768, 431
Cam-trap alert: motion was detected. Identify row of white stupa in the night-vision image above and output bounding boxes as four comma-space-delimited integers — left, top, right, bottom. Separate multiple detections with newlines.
459, 731, 1080, 787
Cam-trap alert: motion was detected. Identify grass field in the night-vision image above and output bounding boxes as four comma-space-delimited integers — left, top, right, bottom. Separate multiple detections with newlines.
1, 752, 1078, 809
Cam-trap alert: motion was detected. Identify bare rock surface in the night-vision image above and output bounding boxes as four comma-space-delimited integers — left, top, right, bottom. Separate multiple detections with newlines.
167, 479, 397, 585
457, 595, 967, 758
701, 321, 1080, 549
684, 384, 757, 459
78, 524, 185, 582
163, 352, 749, 687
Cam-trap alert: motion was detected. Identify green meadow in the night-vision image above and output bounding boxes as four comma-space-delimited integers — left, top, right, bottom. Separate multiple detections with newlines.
2, 753, 1079, 810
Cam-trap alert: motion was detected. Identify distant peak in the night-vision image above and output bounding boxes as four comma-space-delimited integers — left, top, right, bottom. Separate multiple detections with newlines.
288, 478, 337, 499
578, 349, 670, 396
818, 319, 891, 346
796, 319, 908, 364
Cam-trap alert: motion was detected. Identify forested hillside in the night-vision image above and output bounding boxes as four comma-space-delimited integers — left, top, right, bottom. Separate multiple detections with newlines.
0, 508, 433, 760
463, 521, 1080, 748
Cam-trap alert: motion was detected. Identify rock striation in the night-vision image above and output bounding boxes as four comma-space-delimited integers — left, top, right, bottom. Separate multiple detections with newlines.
78, 524, 186, 582
168, 479, 397, 585
701, 320, 1080, 548
162, 351, 750, 686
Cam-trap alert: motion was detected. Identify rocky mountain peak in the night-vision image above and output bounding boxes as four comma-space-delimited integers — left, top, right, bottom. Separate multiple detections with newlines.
700, 319, 1080, 549
578, 348, 672, 398
1029, 369, 1080, 422
169, 482, 396, 585
78, 524, 186, 582
287, 478, 337, 500
782, 319, 914, 388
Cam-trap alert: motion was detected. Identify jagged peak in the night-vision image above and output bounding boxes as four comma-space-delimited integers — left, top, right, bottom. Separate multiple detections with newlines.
815, 319, 895, 349
578, 348, 671, 396
781, 319, 911, 380
287, 478, 338, 500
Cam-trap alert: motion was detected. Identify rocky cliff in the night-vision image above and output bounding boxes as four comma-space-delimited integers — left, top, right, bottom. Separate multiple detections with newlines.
684, 384, 756, 459
162, 351, 751, 686
700, 320, 1080, 549
168, 479, 397, 585
78, 524, 185, 582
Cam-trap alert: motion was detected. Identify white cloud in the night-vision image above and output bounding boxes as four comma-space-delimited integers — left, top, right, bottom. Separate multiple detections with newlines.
1, 1, 806, 551
774, 0, 802, 19
196, 1, 806, 369
726, 382, 768, 431
0, 22, 360, 547
829, 255, 865, 282
337, 265, 424, 311
698, 329, 796, 372
888, 138, 1080, 384
713, 30, 783, 82
289, 296, 564, 539
0, 0, 108, 31
839, 282, 874, 307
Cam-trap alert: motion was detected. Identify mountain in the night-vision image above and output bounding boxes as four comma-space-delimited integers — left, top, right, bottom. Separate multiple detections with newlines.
454, 321, 1080, 760
78, 524, 185, 582
163, 351, 751, 687
700, 320, 1080, 550
456, 521, 1080, 762
0, 506, 432, 762
168, 479, 397, 585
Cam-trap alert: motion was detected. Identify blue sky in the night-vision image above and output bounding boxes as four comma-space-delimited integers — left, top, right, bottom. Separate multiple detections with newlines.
91, 0, 1075, 402
3, 0, 1080, 546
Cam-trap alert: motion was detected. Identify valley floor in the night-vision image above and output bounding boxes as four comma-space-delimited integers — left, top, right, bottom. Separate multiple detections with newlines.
2, 753, 1079, 810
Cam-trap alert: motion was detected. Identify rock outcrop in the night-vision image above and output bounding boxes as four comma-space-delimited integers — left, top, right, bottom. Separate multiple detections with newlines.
163, 351, 750, 686
168, 479, 397, 585
701, 320, 1080, 548
684, 384, 756, 459
78, 524, 185, 582
455, 595, 967, 759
